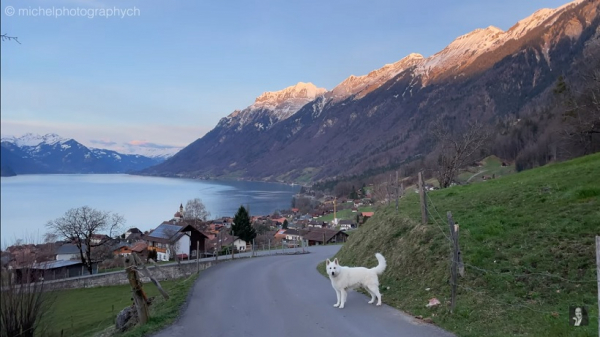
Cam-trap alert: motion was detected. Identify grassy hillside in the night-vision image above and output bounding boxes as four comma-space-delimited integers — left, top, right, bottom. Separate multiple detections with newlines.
319, 153, 600, 337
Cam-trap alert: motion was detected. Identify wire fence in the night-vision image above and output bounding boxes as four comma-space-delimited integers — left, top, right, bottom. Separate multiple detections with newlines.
421, 187, 598, 315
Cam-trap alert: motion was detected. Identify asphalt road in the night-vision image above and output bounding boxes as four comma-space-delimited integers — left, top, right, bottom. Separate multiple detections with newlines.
152, 245, 455, 337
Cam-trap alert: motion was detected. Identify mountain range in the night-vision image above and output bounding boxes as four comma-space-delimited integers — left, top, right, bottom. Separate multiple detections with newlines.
1, 133, 166, 176
138, 1, 600, 182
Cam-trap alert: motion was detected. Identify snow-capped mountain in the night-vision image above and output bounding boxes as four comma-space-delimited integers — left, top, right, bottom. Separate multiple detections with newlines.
217, 82, 327, 133
1, 133, 69, 147
325, 53, 425, 102
98, 144, 181, 160
1, 133, 165, 176
145, 0, 599, 182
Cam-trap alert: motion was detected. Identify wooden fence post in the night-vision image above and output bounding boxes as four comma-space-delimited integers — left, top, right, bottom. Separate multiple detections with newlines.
126, 266, 149, 324
396, 171, 400, 210
131, 253, 169, 300
447, 211, 458, 313
419, 172, 428, 224
196, 241, 200, 273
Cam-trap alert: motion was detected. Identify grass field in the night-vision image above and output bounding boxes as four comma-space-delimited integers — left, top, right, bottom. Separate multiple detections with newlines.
456, 155, 516, 183
318, 153, 600, 337
316, 206, 374, 223
40, 274, 198, 337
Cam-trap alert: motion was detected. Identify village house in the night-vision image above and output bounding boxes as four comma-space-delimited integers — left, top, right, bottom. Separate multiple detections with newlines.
338, 219, 356, 231
300, 228, 349, 246
308, 220, 327, 228
112, 241, 147, 257
206, 232, 247, 253
90, 234, 111, 245
283, 229, 302, 242
15, 260, 99, 283
143, 221, 208, 261
56, 244, 84, 261
125, 227, 142, 237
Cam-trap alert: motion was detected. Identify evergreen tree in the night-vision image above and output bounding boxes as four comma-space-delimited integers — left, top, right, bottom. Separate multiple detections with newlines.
282, 219, 289, 229
349, 185, 359, 199
231, 206, 256, 243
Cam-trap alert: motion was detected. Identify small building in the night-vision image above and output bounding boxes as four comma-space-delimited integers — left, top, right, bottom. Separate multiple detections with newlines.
56, 244, 85, 261
113, 244, 133, 257
283, 229, 302, 242
143, 222, 208, 261
15, 260, 99, 283
338, 219, 356, 231
300, 228, 348, 246
125, 227, 142, 237
90, 234, 110, 245
206, 232, 247, 253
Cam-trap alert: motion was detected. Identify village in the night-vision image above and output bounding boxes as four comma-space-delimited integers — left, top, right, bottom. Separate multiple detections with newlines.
0, 192, 376, 282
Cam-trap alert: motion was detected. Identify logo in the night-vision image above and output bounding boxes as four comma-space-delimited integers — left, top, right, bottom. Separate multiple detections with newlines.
569, 306, 588, 327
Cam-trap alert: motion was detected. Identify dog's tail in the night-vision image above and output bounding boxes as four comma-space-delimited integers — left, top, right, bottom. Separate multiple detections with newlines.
372, 253, 387, 275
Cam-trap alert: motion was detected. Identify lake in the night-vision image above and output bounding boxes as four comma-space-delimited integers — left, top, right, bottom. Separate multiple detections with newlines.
0, 174, 300, 243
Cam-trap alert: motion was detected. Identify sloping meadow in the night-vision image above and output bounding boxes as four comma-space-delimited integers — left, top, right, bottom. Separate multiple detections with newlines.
319, 153, 600, 337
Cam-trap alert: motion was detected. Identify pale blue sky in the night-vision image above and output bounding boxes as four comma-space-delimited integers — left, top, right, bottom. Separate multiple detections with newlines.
0, 0, 570, 152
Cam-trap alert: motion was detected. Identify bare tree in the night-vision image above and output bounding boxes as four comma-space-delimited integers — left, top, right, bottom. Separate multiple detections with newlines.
0, 34, 20, 44
184, 198, 210, 224
1, 243, 55, 337
46, 206, 124, 274
370, 177, 390, 204
430, 118, 490, 188
558, 59, 600, 155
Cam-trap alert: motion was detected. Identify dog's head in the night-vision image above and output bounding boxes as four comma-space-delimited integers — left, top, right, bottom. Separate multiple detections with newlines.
325, 258, 340, 278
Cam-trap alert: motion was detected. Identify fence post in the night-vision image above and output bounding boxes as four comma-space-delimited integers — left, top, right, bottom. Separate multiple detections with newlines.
419, 172, 428, 224
126, 266, 149, 324
268, 239, 271, 255
396, 171, 399, 210
447, 211, 458, 313
196, 241, 200, 273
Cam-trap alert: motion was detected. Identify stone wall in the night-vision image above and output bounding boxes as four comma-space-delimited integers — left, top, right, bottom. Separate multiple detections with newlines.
45, 260, 213, 291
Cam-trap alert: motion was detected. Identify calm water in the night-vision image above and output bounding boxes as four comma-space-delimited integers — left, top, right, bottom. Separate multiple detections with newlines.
0, 174, 300, 242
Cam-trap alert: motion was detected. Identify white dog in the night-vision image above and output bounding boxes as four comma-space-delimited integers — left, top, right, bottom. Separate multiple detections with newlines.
326, 253, 387, 309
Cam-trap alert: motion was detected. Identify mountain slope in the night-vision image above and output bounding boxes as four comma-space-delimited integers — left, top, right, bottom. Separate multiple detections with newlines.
145, 0, 600, 182
0, 133, 164, 176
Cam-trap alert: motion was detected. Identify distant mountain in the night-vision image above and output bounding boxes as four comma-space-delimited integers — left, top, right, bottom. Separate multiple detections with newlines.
0, 133, 165, 176
143, 0, 600, 182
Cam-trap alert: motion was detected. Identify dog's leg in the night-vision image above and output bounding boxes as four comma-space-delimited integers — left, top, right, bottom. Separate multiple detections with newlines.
339, 289, 347, 309
333, 289, 341, 307
366, 287, 376, 304
367, 285, 382, 306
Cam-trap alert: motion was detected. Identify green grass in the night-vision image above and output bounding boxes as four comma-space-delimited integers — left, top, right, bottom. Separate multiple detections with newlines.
317, 206, 374, 222
319, 153, 600, 337
41, 274, 198, 337
457, 155, 516, 183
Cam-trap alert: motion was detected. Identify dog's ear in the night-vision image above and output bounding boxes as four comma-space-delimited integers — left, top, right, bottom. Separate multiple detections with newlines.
334, 258, 339, 265
326, 259, 330, 266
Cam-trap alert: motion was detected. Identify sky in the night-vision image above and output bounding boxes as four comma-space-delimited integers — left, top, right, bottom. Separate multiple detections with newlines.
0, 0, 572, 154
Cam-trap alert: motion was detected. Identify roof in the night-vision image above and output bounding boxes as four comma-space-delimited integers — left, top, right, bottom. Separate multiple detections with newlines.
126, 232, 143, 241
127, 227, 142, 234
362, 212, 374, 217
207, 232, 240, 247
31, 260, 83, 270
284, 229, 300, 235
339, 219, 355, 225
130, 241, 148, 253
56, 244, 85, 255
146, 223, 185, 240
301, 228, 348, 243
